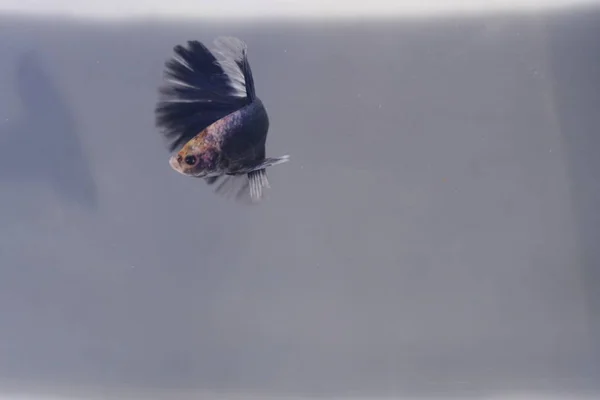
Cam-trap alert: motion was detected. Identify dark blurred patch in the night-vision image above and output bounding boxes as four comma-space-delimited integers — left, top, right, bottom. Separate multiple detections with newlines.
0, 51, 97, 209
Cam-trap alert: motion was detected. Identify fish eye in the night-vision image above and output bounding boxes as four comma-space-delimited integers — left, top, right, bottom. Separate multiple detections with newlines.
184, 155, 197, 165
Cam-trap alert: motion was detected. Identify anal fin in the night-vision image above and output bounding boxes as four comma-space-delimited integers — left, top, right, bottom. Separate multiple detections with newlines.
248, 169, 270, 202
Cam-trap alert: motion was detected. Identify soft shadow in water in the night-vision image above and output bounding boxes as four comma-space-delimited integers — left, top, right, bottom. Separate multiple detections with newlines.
0, 51, 97, 210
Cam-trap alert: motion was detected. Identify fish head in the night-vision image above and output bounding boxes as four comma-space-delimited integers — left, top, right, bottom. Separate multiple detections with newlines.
169, 138, 220, 178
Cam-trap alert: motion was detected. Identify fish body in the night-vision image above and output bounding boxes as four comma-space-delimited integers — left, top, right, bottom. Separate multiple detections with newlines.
155, 37, 289, 203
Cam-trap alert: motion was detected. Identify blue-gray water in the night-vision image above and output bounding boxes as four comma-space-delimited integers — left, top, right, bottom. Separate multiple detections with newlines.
0, 6, 599, 399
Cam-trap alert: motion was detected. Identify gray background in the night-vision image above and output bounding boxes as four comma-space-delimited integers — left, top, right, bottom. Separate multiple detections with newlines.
0, 5, 599, 399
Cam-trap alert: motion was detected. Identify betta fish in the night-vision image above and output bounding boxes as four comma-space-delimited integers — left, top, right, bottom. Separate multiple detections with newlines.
155, 37, 289, 203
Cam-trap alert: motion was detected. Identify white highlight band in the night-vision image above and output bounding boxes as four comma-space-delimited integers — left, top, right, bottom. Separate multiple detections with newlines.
0, 0, 595, 20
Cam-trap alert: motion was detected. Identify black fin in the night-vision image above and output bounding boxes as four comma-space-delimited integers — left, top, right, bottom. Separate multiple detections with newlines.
203, 169, 271, 204
204, 176, 220, 185
155, 38, 253, 152
202, 152, 289, 203
204, 175, 254, 204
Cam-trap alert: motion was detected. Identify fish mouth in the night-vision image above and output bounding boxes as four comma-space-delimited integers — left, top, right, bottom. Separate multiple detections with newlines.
169, 156, 187, 175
